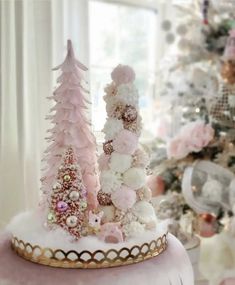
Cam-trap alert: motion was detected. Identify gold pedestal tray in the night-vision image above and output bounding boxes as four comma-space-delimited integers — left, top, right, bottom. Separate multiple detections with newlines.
11, 234, 168, 269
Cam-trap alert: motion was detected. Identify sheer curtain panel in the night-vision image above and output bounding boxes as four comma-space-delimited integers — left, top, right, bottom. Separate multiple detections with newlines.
0, 0, 89, 227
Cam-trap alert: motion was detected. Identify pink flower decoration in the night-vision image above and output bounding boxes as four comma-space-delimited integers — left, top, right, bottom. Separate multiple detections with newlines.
113, 129, 138, 155
186, 122, 214, 152
111, 64, 135, 86
98, 153, 110, 171
167, 137, 189, 160
229, 29, 235, 37
167, 121, 214, 160
111, 186, 136, 211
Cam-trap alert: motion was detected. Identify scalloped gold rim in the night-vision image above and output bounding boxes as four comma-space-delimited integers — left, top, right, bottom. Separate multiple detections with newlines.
11, 234, 168, 268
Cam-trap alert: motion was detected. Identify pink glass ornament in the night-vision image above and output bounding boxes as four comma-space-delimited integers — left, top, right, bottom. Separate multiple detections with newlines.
147, 175, 165, 197
56, 201, 68, 212
198, 213, 217, 238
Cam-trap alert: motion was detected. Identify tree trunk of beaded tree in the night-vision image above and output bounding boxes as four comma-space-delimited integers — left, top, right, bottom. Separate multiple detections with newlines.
97, 65, 156, 240
40, 40, 99, 212
47, 147, 88, 238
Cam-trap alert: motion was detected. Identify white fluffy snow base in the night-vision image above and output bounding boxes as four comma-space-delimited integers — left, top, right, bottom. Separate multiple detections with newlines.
7, 211, 168, 254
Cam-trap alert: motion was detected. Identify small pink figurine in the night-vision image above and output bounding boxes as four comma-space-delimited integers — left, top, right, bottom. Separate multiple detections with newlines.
88, 211, 123, 243
98, 223, 124, 244
88, 211, 104, 234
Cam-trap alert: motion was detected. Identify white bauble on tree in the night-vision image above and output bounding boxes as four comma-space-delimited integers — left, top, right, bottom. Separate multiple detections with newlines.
202, 176, 223, 203
123, 167, 146, 190
109, 152, 132, 173
132, 201, 156, 224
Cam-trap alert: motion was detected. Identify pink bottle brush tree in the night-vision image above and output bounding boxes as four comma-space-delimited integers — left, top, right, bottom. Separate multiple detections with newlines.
40, 40, 100, 212
47, 147, 88, 239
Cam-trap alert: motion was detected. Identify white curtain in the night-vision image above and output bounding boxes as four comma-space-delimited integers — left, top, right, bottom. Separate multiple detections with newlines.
0, 0, 89, 227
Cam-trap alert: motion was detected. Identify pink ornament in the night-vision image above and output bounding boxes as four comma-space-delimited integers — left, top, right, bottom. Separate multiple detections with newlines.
147, 175, 165, 197
183, 121, 214, 152
113, 129, 138, 155
56, 201, 68, 212
220, 278, 235, 285
224, 29, 235, 61
111, 186, 136, 211
167, 121, 214, 159
98, 222, 124, 243
198, 213, 217, 238
111, 64, 135, 86
167, 137, 189, 160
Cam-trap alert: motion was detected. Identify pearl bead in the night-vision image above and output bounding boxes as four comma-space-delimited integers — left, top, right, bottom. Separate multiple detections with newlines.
69, 191, 80, 201
80, 201, 87, 210
63, 174, 71, 182
52, 182, 62, 192
47, 212, 56, 223
66, 216, 78, 228
56, 201, 68, 212
70, 164, 77, 171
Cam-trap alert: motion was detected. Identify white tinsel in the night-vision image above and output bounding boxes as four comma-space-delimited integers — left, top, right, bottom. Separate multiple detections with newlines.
123, 221, 145, 239
123, 167, 146, 190
109, 152, 132, 173
116, 83, 139, 107
132, 201, 156, 224
104, 96, 120, 116
201, 177, 223, 203
100, 170, 122, 194
103, 118, 123, 141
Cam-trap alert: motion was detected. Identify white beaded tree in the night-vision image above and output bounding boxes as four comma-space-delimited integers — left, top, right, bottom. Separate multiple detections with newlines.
97, 65, 156, 240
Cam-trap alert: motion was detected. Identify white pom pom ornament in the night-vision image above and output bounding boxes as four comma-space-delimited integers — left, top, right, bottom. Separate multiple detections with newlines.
100, 170, 122, 194
103, 118, 123, 141
123, 221, 145, 238
111, 186, 136, 211
109, 152, 132, 173
123, 167, 146, 190
202, 176, 223, 203
132, 201, 156, 224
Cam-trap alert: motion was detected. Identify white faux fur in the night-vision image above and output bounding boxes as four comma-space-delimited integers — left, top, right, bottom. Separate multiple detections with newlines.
7, 211, 168, 252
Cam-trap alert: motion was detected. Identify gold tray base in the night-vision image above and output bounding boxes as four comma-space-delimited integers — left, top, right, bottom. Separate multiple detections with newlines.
11, 234, 168, 269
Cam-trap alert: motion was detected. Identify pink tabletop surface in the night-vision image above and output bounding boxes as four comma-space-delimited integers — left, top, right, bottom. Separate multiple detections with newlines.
0, 232, 194, 285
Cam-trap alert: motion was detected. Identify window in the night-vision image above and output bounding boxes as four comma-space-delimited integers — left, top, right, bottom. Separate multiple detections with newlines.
89, 0, 157, 139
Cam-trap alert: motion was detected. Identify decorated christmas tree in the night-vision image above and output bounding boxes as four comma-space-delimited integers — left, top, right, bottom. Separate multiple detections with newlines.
149, 26, 235, 240
6, 42, 170, 272
96, 64, 156, 240
148, 1, 235, 242
157, 0, 235, 132
47, 147, 88, 238
40, 40, 100, 215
